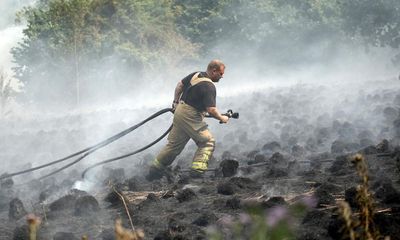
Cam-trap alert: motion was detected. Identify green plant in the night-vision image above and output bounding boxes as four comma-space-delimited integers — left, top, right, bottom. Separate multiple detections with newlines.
208, 197, 315, 240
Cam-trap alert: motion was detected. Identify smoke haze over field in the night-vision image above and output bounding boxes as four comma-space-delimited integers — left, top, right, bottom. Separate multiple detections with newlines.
0, 0, 399, 185
2, 3, 400, 239
0, 1, 398, 111
0, 26, 24, 89
0, 0, 36, 91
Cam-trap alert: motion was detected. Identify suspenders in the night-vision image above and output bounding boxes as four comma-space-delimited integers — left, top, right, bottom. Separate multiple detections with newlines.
181, 72, 214, 102
189, 72, 213, 86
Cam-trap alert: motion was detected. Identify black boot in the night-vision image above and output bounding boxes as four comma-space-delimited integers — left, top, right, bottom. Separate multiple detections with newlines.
146, 166, 175, 182
146, 166, 164, 181
177, 169, 205, 184
189, 169, 205, 179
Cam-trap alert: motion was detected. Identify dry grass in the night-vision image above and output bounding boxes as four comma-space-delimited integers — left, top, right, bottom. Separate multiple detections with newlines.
115, 219, 144, 240
352, 154, 379, 240
112, 183, 145, 240
27, 214, 41, 240
337, 154, 382, 240
337, 201, 356, 240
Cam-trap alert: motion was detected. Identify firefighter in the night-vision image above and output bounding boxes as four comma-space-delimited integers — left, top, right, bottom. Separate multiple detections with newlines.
146, 59, 229, 180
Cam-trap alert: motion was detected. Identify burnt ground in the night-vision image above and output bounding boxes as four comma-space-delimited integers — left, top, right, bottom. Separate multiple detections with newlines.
1, 79, 400, 239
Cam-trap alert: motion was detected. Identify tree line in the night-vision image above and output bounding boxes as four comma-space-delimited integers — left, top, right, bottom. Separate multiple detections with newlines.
9, 0, 400, 108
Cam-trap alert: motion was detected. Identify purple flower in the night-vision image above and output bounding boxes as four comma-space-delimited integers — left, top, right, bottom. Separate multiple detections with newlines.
266, 206, 288, 227
217, 214, 235, 227
238, 213, 252, 225
301, 196, 317, 208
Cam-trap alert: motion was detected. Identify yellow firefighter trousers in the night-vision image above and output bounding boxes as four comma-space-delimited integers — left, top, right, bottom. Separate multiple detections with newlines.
152, 102, 215, 172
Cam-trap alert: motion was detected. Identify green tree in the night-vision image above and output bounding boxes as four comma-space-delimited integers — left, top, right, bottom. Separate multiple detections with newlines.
11, 0, 400, 109
172, 0, 346, 65
12, 0, 197, 108
339, 0, 400, 48
13, 0, 98, 107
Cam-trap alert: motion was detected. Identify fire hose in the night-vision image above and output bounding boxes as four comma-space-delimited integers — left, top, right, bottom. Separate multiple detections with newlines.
0, 108, 173, 181
0, 108, 239, 182
81, 109, 239, 178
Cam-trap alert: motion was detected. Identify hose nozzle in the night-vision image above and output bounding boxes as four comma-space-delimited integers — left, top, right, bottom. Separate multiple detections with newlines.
223, 109, 239, 119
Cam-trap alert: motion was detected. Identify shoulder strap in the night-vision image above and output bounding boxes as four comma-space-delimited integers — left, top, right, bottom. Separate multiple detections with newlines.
190, 72, 214, 86
181, 72, 214, 102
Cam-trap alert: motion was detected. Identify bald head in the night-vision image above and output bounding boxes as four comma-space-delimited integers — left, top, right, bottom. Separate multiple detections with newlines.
207, 59, 225, 72
206, 59, 225, 82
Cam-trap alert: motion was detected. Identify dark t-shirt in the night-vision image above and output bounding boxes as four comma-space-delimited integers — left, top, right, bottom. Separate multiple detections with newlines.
180, 72, 216, 112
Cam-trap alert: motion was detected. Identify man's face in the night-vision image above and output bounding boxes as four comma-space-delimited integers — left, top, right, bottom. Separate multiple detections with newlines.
210, 66, 225, 82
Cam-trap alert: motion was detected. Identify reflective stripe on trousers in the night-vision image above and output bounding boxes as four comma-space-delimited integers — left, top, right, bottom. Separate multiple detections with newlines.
191, 140, 215, 172
152, 103, 215, 172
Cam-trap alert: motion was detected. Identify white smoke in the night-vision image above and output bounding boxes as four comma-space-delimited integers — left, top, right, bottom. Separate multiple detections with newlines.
0, 26, 24, 89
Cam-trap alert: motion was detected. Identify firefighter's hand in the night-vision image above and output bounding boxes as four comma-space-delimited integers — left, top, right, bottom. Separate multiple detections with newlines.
219, 115, 229, 124
172, 101, 178, 112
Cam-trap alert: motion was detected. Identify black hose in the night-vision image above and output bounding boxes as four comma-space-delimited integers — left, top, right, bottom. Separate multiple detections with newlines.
81, 124, 173, 179
0, 108, 172, 181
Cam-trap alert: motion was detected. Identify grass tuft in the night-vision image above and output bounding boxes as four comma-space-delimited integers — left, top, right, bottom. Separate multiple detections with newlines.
27, 214, 41, 240
337, 201, 356, 240
338, 154, 382, 240
115, 219, 145, 240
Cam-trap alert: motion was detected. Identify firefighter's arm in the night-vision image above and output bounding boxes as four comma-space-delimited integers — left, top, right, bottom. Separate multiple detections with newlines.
172, 81, 184, 109
206, 107, 229, 123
